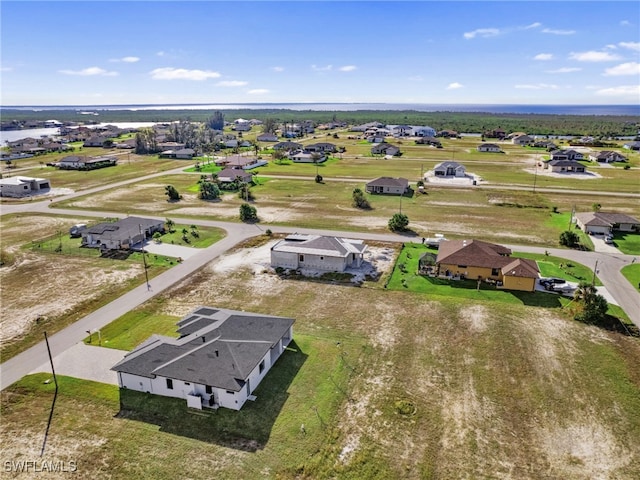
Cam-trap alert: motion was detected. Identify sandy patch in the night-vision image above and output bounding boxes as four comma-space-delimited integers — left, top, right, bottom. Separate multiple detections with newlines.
460, 304, 489, 333
0, 254, 141, 345
423, 171, 484, 185
537, 420, 633, 479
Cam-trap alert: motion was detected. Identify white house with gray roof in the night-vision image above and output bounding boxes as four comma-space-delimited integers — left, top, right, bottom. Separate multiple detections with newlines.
112, 307, 294, 411
365, 177, 409, 195
271, 234, 367, 272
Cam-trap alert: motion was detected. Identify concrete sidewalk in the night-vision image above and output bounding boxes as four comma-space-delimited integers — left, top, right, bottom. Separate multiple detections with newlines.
30, 342, 127, 386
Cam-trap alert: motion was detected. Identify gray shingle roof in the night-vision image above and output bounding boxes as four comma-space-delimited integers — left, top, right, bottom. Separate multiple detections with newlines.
112, 307, 295, 391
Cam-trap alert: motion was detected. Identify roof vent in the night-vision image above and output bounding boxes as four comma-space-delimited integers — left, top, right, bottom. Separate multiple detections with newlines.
202, 336, 206, 343
215, 350, 219, 357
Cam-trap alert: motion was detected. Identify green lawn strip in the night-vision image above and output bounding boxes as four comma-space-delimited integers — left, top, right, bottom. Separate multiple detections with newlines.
544, 211, 594, 250
183, 163, 222, 174
613, 232, 640, 255
621, 263, 640, 291
514, 252, 601, 285
85, 305, 180, 350
154, 224, 225, 248
8, 373, 120, 406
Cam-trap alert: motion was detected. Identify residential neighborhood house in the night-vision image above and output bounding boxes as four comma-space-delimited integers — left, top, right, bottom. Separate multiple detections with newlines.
543, 159, 586, 173
271, 234, 368, 272
371, 142, 401, 156
112, 306, 294, 411
365, 177, 410, 195
56, 155, 118, 170
575, 212, 640, 234
588, 151, 628, 163
435, 239, 540, 292
477, 143, 501, 153
0, 176, 51, 197
81, 216, 164, 250
433, 161, 466, 177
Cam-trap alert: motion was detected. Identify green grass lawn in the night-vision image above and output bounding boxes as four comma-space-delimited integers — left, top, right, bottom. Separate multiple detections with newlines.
154, 224, 225, 248
84, 304, 180, 350
515, 251, 602, 285
613, 232, 640, 255
621, 263, 640, 291
385, 244, 568, 307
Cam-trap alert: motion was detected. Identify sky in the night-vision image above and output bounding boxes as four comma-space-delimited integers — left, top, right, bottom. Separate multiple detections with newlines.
1, 1, 639, 106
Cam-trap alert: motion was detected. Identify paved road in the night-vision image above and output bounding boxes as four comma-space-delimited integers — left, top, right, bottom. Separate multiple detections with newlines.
2, 164, 639, 390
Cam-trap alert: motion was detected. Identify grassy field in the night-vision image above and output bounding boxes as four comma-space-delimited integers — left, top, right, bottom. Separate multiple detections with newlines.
2, 242, 640, 479
0, 213, 224, 360
53, 172, 638, 250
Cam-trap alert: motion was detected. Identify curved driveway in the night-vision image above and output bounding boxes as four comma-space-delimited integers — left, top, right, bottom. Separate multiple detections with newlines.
1, 167, 639, 390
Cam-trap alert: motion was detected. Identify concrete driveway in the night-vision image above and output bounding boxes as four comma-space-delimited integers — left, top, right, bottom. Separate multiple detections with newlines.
590, 234, 620, 254
30, 342, 126, 386
142, 240, 201, 259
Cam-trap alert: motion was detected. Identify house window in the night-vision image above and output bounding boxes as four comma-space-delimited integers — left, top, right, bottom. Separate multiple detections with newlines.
226, 390, 235, 395
184, 382, 190, 386
458, 265, 467, 268
491, 268, 500, 276
259, 360, 265, 373
166, 378, 173, 390
299, 254, 304, 262
205, 385, 212, 394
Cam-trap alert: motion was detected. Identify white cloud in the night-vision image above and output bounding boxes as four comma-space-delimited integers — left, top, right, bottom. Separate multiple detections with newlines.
569, 51, 621, 62
603, 62, 640, 76
524, 22, 542, 29
271, 66, 284, 72
542, 28, 576, 35
620, 20, 633, 27
546, 67, 581, 73
0, 67, 13, 72
150, 67, 221, 80
446, 82, 464, 90
59, 66, 118, 76
110, 56, 140, 63
515, 83, 559, 90
216, 80, 248, 87
595, 85, 640, 97
408, 75, 423, 81
339, 65, 357, 72
619, 41, 640, 52
156, 51, 165, 57
463, 28, 500, 39
311, 64, 333, 72
534, 53, 553, 61
247, 89, 269, 95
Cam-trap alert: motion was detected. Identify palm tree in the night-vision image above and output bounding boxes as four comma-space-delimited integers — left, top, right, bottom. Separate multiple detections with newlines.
165, 218, 175, 233
574, 281, 597, 303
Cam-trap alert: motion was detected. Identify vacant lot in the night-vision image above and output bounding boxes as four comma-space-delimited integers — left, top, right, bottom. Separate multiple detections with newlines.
3, 239, 639, 479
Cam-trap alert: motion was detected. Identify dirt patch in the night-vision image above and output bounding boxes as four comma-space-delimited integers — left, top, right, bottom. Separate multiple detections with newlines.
0, 253, 141, 345
460, 304, 489, 333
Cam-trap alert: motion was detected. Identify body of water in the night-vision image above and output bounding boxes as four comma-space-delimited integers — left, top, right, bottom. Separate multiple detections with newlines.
3, 103, 639, 116
0, 122, 157, 144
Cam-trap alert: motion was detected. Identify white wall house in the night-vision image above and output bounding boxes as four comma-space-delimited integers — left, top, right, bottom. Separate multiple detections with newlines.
271, 234, 367, 272
0, 176, 51, 197
112, 307, 295, 411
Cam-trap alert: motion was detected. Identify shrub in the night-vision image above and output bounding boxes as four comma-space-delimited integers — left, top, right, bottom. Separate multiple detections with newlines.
388, 213, 409, 232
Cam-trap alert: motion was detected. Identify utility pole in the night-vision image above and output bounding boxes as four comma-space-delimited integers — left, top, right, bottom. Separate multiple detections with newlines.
139, 224, 150, 289
533, 155, 538, 193
591, 259, 598, 286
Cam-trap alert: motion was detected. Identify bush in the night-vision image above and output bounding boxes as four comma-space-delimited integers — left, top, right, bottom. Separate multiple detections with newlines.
559, 230, 579, 248
388, 213, 409, 232
352, 188, 371, 209
239, 203, 258, 222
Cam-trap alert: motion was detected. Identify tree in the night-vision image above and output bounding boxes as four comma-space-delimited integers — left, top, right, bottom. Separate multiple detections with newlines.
388, 213, 409, 232
198, 179, 220, 200
239, 203, 258, 222
263, 117, 278, 134
165, 185, 181, 201
559, 230, 579, 248
574, 281, 608, 324
165, 218, 175, 233
352, 188, 371, 209
206, 111, 225, 131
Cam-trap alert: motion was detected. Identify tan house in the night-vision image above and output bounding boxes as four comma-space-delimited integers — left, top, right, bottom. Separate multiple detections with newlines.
365, 177, 409, 195
575, 212, 640, 234
436, 239, 539, 292
0, 176, 51, 197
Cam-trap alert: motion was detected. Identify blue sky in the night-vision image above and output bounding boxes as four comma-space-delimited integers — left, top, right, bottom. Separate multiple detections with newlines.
1, 1, 639, 105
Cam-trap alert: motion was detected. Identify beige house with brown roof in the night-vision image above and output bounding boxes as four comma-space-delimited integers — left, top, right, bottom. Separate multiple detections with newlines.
436, 239, 539, 292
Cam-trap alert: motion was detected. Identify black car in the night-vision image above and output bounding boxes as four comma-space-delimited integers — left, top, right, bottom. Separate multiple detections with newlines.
539, 277, 566, 287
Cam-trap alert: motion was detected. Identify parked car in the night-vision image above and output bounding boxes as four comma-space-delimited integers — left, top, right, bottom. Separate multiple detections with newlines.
539, 277, 566, 287
604, 236, 614, 244
69, 223, 87, 238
